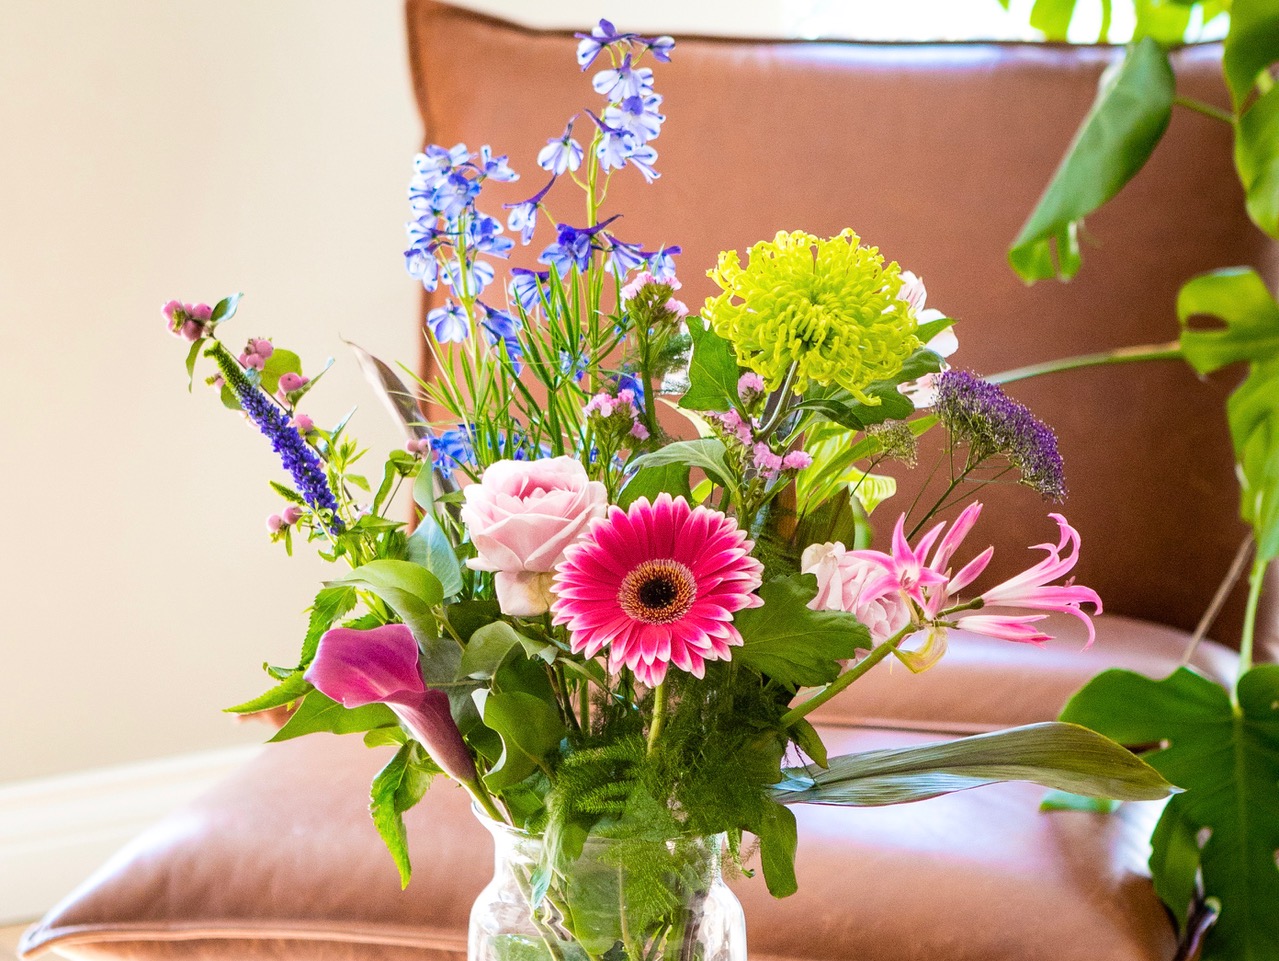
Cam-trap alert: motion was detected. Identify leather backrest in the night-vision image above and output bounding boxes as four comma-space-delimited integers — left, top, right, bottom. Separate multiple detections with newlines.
405, 0, 1278, 651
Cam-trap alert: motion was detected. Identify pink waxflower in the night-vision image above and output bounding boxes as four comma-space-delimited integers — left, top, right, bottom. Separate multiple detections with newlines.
305, 624, 477, 787
252, 338, 275, 359
461, 457, 607, 616
278, 372, 308, 392
801, 542, 911, 643
551, 493, 763, 687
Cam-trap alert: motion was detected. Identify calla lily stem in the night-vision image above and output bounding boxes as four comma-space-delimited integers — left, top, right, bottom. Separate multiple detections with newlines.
987, 340, 1182, 385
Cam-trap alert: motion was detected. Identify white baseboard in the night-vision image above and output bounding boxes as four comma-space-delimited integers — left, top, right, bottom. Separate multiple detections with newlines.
0, 745, 261, 926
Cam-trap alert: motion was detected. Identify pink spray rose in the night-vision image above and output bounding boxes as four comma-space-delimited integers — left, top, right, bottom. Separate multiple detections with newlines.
801, 541, 912, 643
461, 456, 607, 616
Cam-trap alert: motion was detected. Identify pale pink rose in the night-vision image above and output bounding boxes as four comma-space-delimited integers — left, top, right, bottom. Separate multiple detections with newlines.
801, 541, 912, 643
461, 456, 607, 616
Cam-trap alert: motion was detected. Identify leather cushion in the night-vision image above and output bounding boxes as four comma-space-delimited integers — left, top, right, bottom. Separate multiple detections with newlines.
21, 723, 1175, 961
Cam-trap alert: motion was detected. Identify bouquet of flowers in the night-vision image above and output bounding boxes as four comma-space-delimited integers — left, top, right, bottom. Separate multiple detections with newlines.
165, 21, 1172, 961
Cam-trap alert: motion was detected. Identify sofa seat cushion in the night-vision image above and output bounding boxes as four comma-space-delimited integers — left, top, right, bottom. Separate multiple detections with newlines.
22, 723, 1175, 961
810, 612, 1238, 734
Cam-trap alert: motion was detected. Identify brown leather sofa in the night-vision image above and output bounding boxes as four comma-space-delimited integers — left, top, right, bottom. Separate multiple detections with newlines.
21, 4, 1275, 960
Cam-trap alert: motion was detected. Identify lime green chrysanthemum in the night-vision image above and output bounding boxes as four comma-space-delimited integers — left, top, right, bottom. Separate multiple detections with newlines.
704, 229, 920, 403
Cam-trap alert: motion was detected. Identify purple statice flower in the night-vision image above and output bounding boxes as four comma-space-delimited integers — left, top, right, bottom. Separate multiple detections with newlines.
504, 175, 556, 246
604, 94, 665, 144
592, 55, 654, 100
427, 301, 470, 343
538, 121, 585, 175
538, 216, 618, 276
934, 370, 1066, 501
478, 146, 518, 183
210, 344, 343, 532
509, 268, 550, 312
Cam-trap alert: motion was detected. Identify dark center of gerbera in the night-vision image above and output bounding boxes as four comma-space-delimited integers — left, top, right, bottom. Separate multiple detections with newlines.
618, 559, 697, 625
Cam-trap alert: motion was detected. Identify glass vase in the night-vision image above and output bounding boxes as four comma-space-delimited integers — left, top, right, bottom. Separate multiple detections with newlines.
469, 816, 747, 961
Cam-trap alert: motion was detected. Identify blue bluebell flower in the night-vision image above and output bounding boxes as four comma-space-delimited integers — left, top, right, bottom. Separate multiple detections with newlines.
427, 301, 470, 343
538, 121, 585, 175
404, 244, 441, 291
559, 348, 588, 383
430, 172, 481, 219
504, 175, 556, 245
477, 302, 523, 370
431, 427, 476, 472
210, 344, 344, 532
539, 217, 618, 275
604, 94, 664, 143
442, 257, 496, 297
645, 245, 681, 280
413, 143, 470, 186
625, 144, 659, 183
617, 371, 646, 407
510, 268, 551, 312
574, 19, 631, 68
592, 55, 653, 100
604, 236, 647, 276
466, 214, 514, 259
478, 146, 518, 183
646, 35, 675, 62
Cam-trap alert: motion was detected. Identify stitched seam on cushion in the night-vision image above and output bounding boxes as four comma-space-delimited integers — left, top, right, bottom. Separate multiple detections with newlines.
19, 923, 468, 956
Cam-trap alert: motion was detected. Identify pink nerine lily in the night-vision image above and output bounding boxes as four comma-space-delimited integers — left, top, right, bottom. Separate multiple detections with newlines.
305, 624, 478, 787
848, 504, 1101, 669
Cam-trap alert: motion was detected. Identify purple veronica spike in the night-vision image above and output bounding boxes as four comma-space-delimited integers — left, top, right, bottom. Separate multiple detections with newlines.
210, 344, 343, 532
305, 624, 478, 787
427, 301, 469, 343
934, 370, 1066, 501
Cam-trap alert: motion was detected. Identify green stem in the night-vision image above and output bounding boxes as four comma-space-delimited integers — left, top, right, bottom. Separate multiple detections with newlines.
1174, 95, 1236, 126
988, 340, 1182, 385
1236, 557, 1268, 689
646, 680, 668, 754
756, 362, 800, 440
780, 624, 913, 726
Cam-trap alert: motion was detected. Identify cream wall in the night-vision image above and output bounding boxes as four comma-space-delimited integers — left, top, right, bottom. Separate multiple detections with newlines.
0, 1, 422, 784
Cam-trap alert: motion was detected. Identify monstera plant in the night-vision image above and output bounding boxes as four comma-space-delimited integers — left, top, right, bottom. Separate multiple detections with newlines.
1000, 1, 1279, 958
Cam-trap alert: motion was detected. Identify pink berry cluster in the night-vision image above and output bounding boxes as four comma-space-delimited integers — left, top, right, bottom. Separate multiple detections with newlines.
238, 338, 275, 371
406, 437, 433, 459
163, 300, 212, 342
266, 504, 305, 533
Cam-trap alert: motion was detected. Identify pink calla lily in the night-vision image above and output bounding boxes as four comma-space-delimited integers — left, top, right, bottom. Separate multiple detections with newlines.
305, 624, 478, 787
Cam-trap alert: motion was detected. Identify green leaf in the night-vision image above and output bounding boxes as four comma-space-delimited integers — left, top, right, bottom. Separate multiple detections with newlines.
618, 462, 692, 510
1236, 85, 1279, 239
210, 293, 242, 323
773, 721, 1176, 806
345, 339, 430, 439
183, 339, 203, 391
257, 348, 302, 396
1030, 0, 1077, 40
369, 741, 438, 888
330, 559, 443, 641
629, 439, 735, 493
298, 585, 358, 669
407, 519, 464, 598
269, 481, 305, 505
459, 621, 527, 679
475, 690, 566, 791
1149, 795, 1202, 932
364, 726, 408, 748
734, 575, 871, 688
679, 323, 740, 412
1039, 789, 1120, 813
1176, 269, 1279, 559
1224, 0, 1279, 110
269, 689, 397, 742
225, 671, 312, 715
1009, 38, 1174, 282
1061, 667, 1279, 960
848, 470, 897, 516
753, 802, 799, 898
790, 718, 829, 769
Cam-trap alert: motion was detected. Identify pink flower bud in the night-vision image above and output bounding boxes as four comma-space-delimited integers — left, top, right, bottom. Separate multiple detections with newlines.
291, 413, 314, 434
282, 505, 304, 525
278, 372, 307, 392
665, 298, 689, 319
187, 303, 214, 322
241, 352, 264, 370
266, 514, 285, 533
630, 422, 650, 441
252, 339, 275, 359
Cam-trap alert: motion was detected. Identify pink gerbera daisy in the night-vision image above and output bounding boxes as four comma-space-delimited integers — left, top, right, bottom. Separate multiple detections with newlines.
550, 493, 764, 687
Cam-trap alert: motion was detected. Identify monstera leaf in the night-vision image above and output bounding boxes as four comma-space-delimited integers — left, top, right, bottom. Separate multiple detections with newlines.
1009, 37, 1174, 282
1061, 667, 1279, 961
1178, 269, 1279, 560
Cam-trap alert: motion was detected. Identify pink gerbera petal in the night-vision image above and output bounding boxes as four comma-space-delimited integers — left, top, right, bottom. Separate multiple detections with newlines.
550, 493, 763, 686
